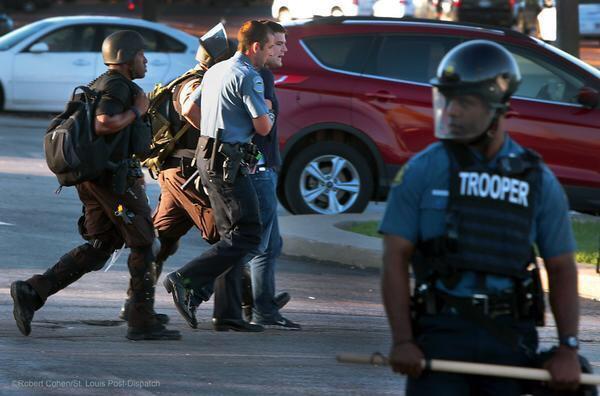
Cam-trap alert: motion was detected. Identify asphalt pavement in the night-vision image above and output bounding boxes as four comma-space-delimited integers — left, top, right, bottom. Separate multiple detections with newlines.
0, 114, 599, 395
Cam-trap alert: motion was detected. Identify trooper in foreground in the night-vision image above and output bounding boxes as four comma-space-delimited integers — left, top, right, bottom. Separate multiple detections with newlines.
11, 30, 180, 341
380, 40, 580, 394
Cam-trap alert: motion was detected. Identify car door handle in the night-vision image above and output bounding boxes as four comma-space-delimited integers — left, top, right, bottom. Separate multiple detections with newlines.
150, 60, 168, 66
365, 91, 397, 101
72, 59, 91, 66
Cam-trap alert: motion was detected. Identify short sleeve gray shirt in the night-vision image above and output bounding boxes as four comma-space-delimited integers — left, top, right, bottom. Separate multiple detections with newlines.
190, 52, 269, 144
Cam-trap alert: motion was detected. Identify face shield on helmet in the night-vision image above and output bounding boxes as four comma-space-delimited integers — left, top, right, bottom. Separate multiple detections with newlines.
433, 88, 498, 141
430, 40, 521, 142
196, 23, 229, 66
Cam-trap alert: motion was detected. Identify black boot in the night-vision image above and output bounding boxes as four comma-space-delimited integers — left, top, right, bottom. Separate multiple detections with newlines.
119, 298, 170, 325
10, 281, 42, 336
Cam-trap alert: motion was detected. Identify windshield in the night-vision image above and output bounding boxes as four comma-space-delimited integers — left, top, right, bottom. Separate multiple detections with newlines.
539, 40, 600, 79
0, 20, 53, 51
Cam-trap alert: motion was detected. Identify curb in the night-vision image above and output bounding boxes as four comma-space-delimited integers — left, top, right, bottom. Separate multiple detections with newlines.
280, 214, 600, 301
280, 213, 382, 269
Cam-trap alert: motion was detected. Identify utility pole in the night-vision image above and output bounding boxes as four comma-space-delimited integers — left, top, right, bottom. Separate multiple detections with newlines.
556, 0, 579, 57
142, 0, 158, 22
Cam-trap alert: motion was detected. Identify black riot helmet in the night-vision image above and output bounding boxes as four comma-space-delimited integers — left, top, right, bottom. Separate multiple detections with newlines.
102, 30, 145, 65
195, 23, 230, 67
430, 40, 521, 141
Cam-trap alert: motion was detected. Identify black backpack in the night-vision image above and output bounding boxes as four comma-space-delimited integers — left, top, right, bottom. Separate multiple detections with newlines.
44, 85, 112, 187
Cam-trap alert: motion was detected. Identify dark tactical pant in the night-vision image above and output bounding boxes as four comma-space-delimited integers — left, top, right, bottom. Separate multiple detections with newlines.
152, 166, 219, 280
177, 157, 262, 320
407, 314, 538, 396
26, 177, 158, 328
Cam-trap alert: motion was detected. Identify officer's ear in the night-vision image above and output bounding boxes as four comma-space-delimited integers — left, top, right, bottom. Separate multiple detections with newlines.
250, 41, 261, 54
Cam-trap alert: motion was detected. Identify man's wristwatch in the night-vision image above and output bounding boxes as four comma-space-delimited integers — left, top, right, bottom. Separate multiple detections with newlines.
559, 335, 579, 350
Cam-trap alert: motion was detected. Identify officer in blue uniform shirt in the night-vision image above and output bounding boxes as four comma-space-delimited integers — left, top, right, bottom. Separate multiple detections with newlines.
380, 40, 581, 394
163, 20, 275, 332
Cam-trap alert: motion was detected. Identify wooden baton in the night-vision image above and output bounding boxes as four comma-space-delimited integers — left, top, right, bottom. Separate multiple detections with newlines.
336, 353, 600, 386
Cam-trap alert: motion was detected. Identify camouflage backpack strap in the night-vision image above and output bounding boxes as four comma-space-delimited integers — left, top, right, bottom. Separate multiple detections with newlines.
143, 69, 205, 178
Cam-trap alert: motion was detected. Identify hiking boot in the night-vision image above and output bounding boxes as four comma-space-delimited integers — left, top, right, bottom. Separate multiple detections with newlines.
126, 323, 181, 341
10, 281, 41, 336
119, 299, 169, 325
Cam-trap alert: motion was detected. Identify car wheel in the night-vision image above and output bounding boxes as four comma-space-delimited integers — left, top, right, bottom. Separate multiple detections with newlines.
284, 142, 373, 215
277, 8, 291, 23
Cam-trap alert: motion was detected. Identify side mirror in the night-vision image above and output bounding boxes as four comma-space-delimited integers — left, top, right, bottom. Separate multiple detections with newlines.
29, 42, 49, 53
577, 86, 599, 109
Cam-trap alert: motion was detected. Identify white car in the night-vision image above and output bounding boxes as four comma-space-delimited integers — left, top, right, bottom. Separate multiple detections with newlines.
272, 0, 361, 21
0, 16, 198, 112
372, 0, 416, 18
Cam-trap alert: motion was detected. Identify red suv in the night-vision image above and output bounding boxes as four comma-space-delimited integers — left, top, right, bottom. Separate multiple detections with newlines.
274, 17, 600, 215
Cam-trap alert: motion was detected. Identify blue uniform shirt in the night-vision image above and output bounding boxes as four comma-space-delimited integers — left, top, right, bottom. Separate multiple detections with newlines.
379, 136, 576, 296
191, 52, 269, 144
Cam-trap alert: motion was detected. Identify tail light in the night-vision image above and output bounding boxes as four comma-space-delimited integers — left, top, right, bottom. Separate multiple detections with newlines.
452, 0, 461, 6
127, 0, 135, 11
509, 0, 516, 7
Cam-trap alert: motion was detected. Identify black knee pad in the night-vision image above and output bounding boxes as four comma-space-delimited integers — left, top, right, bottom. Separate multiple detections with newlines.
70, 242, 113, 271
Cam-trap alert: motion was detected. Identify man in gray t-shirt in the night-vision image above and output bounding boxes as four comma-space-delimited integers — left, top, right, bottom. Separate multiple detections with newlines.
164, 20, 275, 332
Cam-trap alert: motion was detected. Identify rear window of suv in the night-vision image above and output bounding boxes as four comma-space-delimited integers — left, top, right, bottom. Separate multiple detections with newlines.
303, 35, 375, 74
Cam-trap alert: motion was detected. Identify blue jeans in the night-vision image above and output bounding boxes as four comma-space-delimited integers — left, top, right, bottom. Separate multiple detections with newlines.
247, 168, 283, 322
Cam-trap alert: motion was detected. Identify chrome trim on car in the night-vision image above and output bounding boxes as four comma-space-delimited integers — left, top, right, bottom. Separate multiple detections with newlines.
341, 19, 505, 35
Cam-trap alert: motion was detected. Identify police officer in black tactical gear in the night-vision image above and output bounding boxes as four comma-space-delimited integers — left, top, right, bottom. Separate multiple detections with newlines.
10, 30, 180, 341
380, 40, 581, 394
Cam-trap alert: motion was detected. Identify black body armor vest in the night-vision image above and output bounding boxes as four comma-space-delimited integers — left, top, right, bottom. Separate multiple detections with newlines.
415, 141, 543, 284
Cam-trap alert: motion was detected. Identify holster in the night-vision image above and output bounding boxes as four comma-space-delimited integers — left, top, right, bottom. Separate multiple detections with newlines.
218, 143, 243, 184
516, 261, 545, 326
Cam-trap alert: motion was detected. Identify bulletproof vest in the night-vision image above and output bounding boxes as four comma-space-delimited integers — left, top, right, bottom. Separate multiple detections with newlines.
415, 141, 542, 284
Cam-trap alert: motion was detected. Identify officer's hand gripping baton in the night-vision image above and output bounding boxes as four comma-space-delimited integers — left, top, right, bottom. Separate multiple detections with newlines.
336, 353, 600, 385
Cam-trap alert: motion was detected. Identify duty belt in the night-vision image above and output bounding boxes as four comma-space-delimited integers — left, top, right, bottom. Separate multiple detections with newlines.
437, 292, 518, 319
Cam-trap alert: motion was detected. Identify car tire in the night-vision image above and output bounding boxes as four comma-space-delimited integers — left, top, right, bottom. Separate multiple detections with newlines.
284, 142, 373, 215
